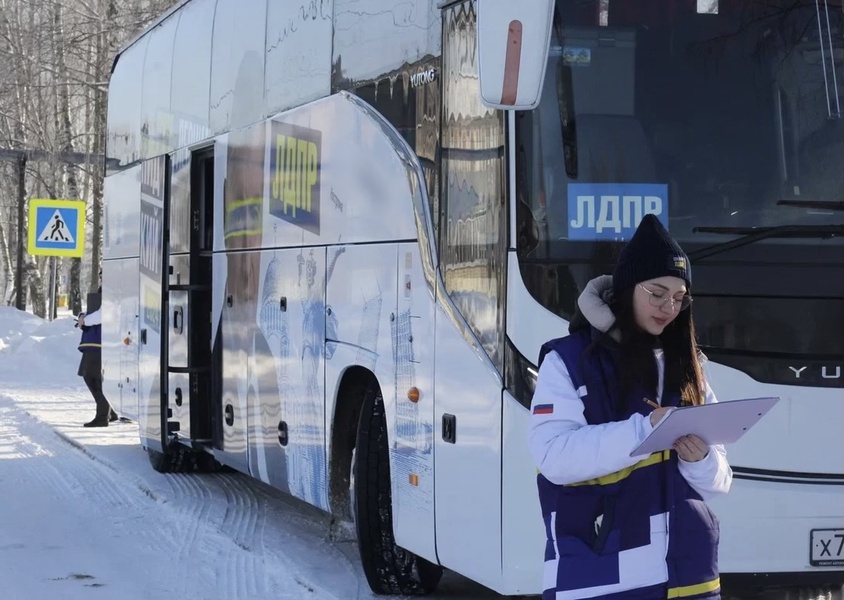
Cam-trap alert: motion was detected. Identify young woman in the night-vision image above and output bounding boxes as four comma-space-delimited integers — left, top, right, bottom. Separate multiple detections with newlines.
528, 214, 732, 600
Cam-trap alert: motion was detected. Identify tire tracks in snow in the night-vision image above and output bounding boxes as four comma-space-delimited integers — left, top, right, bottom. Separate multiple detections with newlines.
4, 382, 310, 599
217, 473, 365, 600
0, 396, 177, 563
159, 472, 214, 598
4, 387, 409, 600
216, 472, 264, 600
1, 390, 289, 599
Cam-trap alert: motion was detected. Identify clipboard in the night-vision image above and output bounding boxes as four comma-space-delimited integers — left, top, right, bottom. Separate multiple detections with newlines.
630, 396, 781, 457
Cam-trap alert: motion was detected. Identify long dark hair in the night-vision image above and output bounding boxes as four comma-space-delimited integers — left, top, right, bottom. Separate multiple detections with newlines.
611, 287, 705, 407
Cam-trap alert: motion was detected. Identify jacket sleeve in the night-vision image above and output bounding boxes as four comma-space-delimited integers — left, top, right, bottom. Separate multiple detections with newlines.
677, 381, 733, 500
83, 308, 102, 326
528, 351, 654, 485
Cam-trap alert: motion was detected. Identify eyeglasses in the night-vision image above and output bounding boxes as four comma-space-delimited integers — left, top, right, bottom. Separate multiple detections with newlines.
638, 284, 693, 312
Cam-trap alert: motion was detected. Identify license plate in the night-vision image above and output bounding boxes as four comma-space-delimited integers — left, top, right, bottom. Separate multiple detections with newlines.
810, 529, 844, 567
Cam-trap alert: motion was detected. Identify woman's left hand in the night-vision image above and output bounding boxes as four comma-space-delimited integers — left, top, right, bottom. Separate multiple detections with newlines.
674, 435, 709, 462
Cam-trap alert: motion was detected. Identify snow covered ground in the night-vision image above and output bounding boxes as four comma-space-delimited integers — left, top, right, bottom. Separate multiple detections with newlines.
0, 306, 840, 600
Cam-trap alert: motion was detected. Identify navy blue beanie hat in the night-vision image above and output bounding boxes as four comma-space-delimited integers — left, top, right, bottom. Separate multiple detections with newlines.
612, 214, 691, 296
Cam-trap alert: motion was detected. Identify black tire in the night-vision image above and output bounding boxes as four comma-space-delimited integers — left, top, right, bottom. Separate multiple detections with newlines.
146, 441, 197, 474
194, 451, 225, 473
354, 382, 443, 595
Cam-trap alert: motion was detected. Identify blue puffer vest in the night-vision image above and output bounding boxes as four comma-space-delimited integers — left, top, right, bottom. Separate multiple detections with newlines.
537, 328, 721, 600
78, 323, 102, 353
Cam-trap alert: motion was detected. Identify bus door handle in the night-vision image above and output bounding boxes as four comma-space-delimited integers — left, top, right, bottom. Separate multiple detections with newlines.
442, 414, 457, 444
173, 306, 183, 334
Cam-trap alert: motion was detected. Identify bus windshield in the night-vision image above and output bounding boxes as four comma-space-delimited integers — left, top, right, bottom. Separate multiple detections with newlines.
515, 0, 843, 373
517, 0, 842, 250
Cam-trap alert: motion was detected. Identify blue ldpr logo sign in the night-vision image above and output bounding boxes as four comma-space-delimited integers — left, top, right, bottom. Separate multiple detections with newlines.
567, 183, 669, 241
27, 199, 86, 257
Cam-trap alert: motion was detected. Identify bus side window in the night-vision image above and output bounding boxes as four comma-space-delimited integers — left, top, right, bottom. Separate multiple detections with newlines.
440, 1, 508, 373
351, 60, 442, 245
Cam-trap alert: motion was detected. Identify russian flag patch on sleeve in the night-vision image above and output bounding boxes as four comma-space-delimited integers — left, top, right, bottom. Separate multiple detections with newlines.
533, 404, 554, 415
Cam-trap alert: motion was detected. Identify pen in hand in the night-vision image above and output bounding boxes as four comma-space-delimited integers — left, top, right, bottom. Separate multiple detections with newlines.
646, 400, 671, 427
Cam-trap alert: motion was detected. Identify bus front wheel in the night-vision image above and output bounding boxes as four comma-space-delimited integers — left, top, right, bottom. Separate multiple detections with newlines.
354, 382, 442, 595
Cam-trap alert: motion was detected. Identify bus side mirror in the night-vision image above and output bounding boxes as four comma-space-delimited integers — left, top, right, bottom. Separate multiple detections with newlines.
476, 0, 554, 110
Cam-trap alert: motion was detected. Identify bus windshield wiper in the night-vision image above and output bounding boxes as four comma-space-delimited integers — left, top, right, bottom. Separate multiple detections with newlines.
688, 224, 844, 261
777, 200, 844, 211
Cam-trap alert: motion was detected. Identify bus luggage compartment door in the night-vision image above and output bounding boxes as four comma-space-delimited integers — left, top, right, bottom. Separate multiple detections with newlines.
166, 254, 192, 439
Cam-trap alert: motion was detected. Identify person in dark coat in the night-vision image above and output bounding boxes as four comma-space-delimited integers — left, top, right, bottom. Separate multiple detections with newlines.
77, 290, 116, 427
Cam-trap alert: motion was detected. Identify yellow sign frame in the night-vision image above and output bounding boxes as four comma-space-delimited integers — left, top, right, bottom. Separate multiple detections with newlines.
27, 198, 87, 258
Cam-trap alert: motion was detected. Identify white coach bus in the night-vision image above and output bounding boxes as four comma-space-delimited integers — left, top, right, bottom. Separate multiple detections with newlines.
102, 0, 843, 594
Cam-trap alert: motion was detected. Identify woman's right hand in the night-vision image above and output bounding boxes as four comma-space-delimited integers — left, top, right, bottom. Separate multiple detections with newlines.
649, 407, 671, 427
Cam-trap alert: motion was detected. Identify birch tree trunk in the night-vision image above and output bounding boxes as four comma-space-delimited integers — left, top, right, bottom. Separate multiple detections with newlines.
0, 213, 14, 303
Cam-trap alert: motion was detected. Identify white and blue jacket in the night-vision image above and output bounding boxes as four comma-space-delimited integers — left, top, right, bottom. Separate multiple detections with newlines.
78, 308, 103, 353
528, 276, 732, 600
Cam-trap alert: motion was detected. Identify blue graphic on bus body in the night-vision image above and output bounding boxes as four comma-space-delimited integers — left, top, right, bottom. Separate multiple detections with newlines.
567, 183, 669, 241
269, 121, 322, 235
34, 206, 79, 250
139, 200, 163, 334
139, 200, 163, 282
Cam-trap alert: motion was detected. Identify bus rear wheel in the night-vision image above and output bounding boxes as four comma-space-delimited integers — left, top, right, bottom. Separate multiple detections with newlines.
146, 441, 196, 474
354, 382, 442, 596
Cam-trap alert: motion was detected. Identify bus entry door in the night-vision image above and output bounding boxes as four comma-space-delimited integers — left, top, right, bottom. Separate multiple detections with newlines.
137, 154, 171, 453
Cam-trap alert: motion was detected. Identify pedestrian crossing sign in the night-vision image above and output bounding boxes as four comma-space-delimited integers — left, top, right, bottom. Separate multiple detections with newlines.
27, 199, 86, 257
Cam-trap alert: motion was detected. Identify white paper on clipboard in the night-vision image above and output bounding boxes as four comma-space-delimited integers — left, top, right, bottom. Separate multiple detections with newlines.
630, 396, 781, 457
